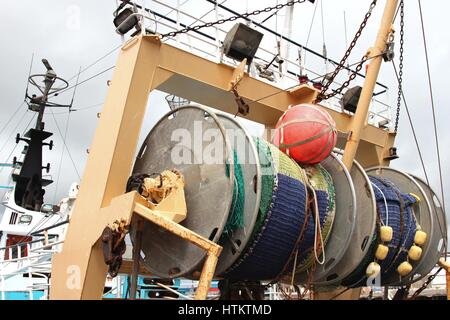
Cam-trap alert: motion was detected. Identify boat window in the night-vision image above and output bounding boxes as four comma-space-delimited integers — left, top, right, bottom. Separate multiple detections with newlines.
3, 235, 32, 260
18, 214, 33, 225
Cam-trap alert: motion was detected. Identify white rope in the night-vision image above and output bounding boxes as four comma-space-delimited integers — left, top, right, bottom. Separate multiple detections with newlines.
372, 182, 390, 227
290, 250, 299, 286
308, 185, 326, 265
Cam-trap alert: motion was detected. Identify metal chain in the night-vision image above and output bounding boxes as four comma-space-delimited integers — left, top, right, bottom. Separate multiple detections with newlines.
160, 0, 308, 39
394, 0, 405, 132
317, 0, 378, 102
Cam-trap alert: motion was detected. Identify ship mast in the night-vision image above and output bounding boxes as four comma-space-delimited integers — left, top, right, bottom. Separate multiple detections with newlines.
35, 60, 57, 130
12, 59, 70, 211
342, 0, 399, 170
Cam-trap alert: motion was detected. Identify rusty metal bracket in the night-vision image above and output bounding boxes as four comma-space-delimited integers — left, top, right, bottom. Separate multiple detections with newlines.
232, 88, 250, 116
101, 219, 128, 277
97, 188, 221, 300
228, 59, 250, 116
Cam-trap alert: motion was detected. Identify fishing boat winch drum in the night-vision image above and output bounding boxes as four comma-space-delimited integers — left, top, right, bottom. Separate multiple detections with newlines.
131, 106, 235, 279
131, 105, 446, 288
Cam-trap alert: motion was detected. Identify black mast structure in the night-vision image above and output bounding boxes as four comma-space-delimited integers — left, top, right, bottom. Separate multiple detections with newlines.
12, 59, 71, 211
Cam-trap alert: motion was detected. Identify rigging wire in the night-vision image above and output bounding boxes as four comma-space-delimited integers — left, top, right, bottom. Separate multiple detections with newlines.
320, 0, 328, 72
320, 0, 325, 45
417, 0, 446, 215
49, 109, 81, 181
48, 43, 121, 96
0, 108, 29, 158
0, 114, 36, 204
343, 11, 348, 53
310, 53, 383, 82
302, 0, 319, 68
24, 53, 35, 98
50, 103, 104, 115
49, 66, 115, 99
0, 112, 36, 182
392, 62, 447, 254
393, 1, 401, 23
0, 102, 25, 140
64, 45, 122, 85
260, 4, 283, 24
0, 54, 34, 142
53, 67, 82, 203
343, 11, 350, 74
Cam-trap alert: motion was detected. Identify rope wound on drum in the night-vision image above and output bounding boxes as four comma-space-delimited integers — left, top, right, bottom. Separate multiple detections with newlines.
292, 165, 335, 272
343, 176, 427, 287
223, 138, 335, 282
221, 150, 246, 242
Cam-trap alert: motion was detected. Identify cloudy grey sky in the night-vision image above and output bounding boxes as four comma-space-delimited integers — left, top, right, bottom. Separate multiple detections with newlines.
0, 0, 448, 231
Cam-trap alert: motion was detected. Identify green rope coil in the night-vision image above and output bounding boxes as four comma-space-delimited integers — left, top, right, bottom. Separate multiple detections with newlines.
221, 137, 338, 282
221, 150, 245, 241
268, 143, 307, 182
317, 165, 335, 213
251, 138, 275, 238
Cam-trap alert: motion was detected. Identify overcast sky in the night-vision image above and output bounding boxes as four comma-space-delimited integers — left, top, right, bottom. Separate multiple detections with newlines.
0, 0, 448, 234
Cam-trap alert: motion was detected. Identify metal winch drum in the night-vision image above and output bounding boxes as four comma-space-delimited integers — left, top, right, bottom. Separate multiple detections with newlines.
301, 156, 377, 286
132, 106, 235, 279
366, 167, 445, 286
131, 104, 446, 288
410, 175, 447, 284
212, 110, 262, 276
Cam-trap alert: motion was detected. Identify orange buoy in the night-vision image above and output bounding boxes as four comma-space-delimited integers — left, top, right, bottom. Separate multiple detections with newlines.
272, 104, 337, 165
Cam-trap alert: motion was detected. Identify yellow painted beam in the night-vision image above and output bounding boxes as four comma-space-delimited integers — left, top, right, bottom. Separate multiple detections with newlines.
149, 38, 394, 159
50, 35, 160, 299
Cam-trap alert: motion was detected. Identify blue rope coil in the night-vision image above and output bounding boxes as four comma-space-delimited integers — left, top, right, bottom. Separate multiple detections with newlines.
223, 138, 311, 280
225, 173, 308, 280
223, 138, 339, 281
370, 177, 417, 280
343, 176, 418, 287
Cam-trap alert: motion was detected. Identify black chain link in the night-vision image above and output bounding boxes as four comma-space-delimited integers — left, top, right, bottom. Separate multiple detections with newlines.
317, 0, 378, 102
160, 0, 308, 39
395, 0, 405, 132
